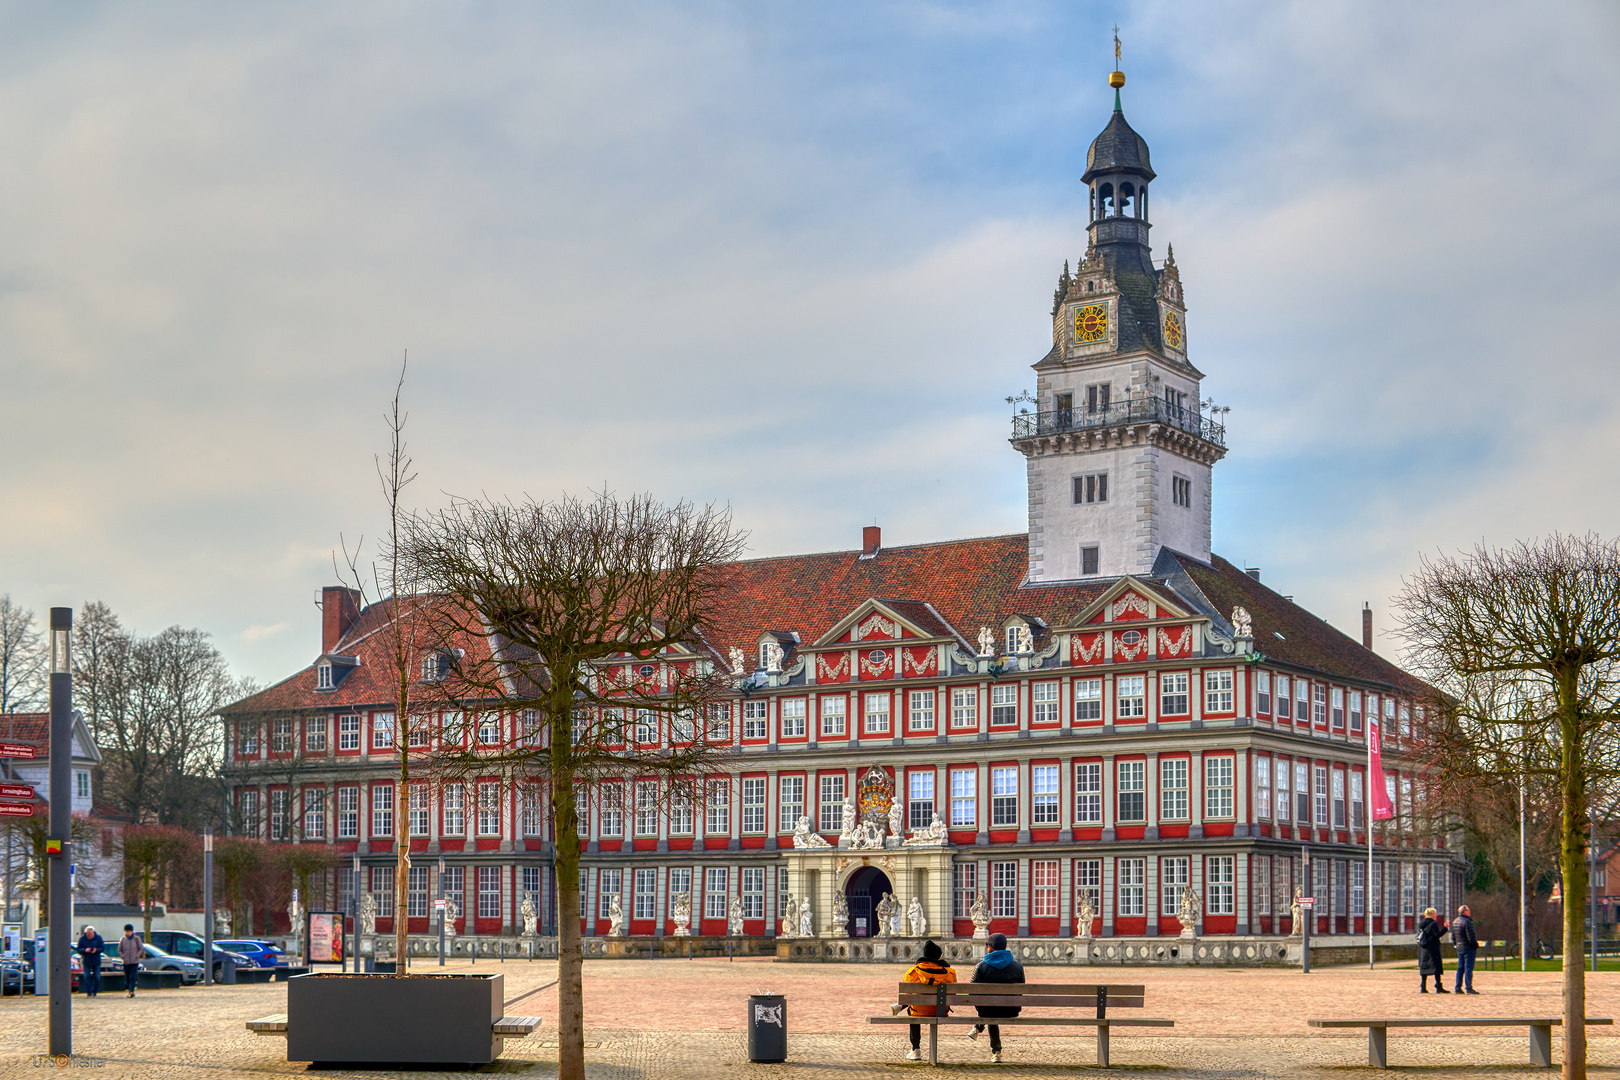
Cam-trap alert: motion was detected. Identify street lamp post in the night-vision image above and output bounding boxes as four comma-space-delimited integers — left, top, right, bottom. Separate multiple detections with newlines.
203, 829, 213, 986
47, 607, 72, 1058
438, 856, 446, 966
1301, 845, 1312, 975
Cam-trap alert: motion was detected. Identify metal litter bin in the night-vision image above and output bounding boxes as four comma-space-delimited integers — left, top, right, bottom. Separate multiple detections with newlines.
220, 956, 237, 984
747, 994, 787, 1062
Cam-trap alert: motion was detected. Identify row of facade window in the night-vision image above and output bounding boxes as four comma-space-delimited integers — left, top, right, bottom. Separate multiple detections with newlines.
341, 864, 546, 921
239, 673, 1411, 758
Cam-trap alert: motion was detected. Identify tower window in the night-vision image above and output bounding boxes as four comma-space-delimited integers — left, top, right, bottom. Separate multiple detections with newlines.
1086, 384, 1111, 413
1172, 476, 1192, 508
1072, 473, 1108, 505
1081, 546, 1100, 576
1054, 393, 1073, 426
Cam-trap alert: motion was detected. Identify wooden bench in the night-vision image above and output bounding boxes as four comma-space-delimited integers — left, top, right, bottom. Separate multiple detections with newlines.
247, 1013, 542, 1042
1308, 1016, 1615, 1068
869, 982, 1172, 1066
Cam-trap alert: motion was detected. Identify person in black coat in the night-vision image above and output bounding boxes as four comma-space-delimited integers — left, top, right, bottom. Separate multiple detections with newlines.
75, 926, 106, 998
1418, 908, 1449, 993
1450, 905, 1479, 994
966, 933, 1025, 1064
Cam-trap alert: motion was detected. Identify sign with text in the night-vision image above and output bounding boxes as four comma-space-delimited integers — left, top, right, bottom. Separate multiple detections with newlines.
0, 785, 35, 800
0, 803, 35, 818
0, 743, 37, 759
1299, 897, 1315, 907
308, 912, 344, 963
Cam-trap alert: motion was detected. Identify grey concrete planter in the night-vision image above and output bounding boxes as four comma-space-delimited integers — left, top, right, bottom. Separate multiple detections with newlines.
286, 972, 503, 1065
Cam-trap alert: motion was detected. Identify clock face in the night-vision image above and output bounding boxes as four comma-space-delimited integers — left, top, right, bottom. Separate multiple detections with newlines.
1074, 303, 1109, 344
1163, 309, 1184, 350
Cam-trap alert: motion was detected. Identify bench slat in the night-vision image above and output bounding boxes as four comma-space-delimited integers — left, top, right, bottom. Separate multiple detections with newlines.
900, 993, 1144, 1009
245, 1014, 289, 1035
896, 982, 1143, 996
493, 1015, 543, 1036
870, 1016, 1174, 1027
1309, 1017, 1614, 1029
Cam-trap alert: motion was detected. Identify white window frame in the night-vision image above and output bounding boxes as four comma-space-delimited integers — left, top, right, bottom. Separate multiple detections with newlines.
1032, 682, 1060, 724
1117, 857, 1145, 916
1159, 672, 1189, 716
950, 687, 978, 729
908, 689, 935, 731
990, 684, 1018, 726
780, 698, 806, 738
1205, 755, 1235, 819
1116, 675, 1145, 719
1075, 762, 1102, 823
950, 768, 976, 828
863, 692, 890, 734
337, 786, 358, 839
742, 700, 769, 741
1032, 859, 1059, 918
1160, 758, 1189, 820
1204, 668, 1234, 714
1031, 764, 1059, 825
741, 777, 766, 834
990, 766, 1018, 827
1074, 678, 1102, 721
1116, 760, 1146, 823
818, 774, 845, 832
1207, 855, 1234, 915
443, 783, 466, 837
338, 713, 360, 751
371, 784, 393, 837
819, 696, 846, 738
778, 775, 804, 833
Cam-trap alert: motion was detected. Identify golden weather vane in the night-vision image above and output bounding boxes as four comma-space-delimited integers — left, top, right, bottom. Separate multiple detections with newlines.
1113, 24, 1121, 70
1110, 25, 1126, 93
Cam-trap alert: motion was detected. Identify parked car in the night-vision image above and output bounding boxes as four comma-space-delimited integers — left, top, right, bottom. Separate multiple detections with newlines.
68, 948, 119, 992
144, 931, 252, 980
214, 940, 288, 968
139, 943, 204, 984
0, 957, 32, 995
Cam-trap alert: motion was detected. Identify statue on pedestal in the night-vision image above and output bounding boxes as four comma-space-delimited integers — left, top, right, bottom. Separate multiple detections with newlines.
607, 894, 625, 938
832, 892, 849, 937
443, 898, 460, 948
1231, 606, 1253, 639
792, 815, 831, 849
1075, 892, 1096, 939
779, 895, 797, 939
358, 893, 377, 936
799, 899, 814, 939
727, 898, 744, 937
977, 626, 996, 658
875, 892, 898, 939
839, 796, 858, 847
519, 892, 538, 938
1177, 885, 1202, 939
214, 909, 232, 938
908, 897, 926, 938
1289, 887, 1305, 938
287, 894, 305, 957
763, 640, 784, 673
671, 892, 692, 937
887, 799, 905, 843
969, 890, 990, 941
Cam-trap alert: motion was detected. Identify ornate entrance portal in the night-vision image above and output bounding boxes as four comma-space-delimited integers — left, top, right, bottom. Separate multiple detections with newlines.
843, 866, 891, 938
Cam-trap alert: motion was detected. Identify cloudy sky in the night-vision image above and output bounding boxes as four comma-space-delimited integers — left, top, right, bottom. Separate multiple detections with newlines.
1, 1, 1615, 687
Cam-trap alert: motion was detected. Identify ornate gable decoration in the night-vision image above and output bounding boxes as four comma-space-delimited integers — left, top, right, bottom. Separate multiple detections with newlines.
1066, 576, 1192, 631
812, 599, 936, 649
854, 613, 897, 641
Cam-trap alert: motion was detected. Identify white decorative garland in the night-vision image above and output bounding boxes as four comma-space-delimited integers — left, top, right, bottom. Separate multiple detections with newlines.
1157, 626, 1192, 656
817, 653, 851, 682
1111, 592, 1151, 620
1072, 634, 1104, 663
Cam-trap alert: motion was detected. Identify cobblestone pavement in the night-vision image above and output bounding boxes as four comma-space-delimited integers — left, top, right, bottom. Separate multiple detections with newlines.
2, 958, 1618, 1079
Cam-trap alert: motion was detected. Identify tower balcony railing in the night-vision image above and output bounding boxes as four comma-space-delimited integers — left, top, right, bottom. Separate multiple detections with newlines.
1010, 396, 1226, 448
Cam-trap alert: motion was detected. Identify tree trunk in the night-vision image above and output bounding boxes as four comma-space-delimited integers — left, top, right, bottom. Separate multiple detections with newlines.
1562, 707, 1587, 1080
555, 779, 585, 1080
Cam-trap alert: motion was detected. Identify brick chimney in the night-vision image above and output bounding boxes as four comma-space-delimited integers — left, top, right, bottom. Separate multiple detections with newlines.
322, 586, 362, 653
862, 525, 881, 558
1362, 603, 1373, 649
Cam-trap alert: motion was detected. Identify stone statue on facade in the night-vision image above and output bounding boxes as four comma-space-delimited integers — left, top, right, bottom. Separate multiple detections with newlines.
214, 908, 232, 937
287, 894, 305, 956
832, 892, 849, 936
1015, 624, 1034, 654
520, 892, 538, 937
908, 896, 926, 938
763, 640, 784, 673
671, 892, 692, 937
1231, 606, 1252, 639
358, 892, 377, 936
1289, 887, 1305, 937
728, 646, 747, 675
792, 815, 831, 848
887, 798, 905, 843
799, 899, 814, 938
875, 892, 898, 939
977, 626, 996, 657
1177, 885, 1202, 939
1075, 893, 1096, 939
839, 795, 858, 846
728, 898, 744, 936
969, 890, 991, 941
779, 895, 797, 939
443, 897, 460, 949
904, 812, 948, 846
607, 893, 625, 937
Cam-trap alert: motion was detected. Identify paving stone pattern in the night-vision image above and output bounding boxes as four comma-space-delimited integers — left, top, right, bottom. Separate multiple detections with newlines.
1, 958, 1618, 1078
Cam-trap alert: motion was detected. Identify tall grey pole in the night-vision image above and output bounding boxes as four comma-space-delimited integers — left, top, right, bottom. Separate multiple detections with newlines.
438, 856, 446, 966
47, 608, 72, 1058
203, 830, 214, 986
1591, 803, 1598, 973
1301, 845, 1312, 975
350, 854, 360, 974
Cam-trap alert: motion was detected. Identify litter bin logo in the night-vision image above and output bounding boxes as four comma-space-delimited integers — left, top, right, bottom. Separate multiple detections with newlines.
754, 1003, 784, 1028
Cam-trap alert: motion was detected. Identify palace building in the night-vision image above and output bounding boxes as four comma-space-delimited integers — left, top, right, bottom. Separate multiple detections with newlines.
222, 68, 1460, 960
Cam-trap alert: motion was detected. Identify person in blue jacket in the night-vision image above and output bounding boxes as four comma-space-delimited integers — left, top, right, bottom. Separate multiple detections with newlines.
965, 933, 1024, 1064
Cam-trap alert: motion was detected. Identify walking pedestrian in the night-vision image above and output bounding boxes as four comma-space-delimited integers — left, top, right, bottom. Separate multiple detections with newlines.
965, 932, 1024, 1064
117, 925, 143, 997
1418, 907, 1448, 994
1451, 905, 1479, 994
75, 925, 105, 998
893, 939, 956, 1061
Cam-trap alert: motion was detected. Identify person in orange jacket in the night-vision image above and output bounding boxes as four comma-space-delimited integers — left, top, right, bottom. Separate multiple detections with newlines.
894, 939, 956, 1061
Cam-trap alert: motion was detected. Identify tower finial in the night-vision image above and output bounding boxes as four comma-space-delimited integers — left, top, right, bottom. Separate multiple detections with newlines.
1109, 25, 1126, 108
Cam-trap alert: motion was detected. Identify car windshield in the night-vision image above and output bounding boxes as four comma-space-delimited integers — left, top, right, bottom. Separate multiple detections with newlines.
169, 937, 203, 957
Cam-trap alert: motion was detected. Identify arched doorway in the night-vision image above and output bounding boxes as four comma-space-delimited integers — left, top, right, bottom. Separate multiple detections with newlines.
844, 866, 891, 938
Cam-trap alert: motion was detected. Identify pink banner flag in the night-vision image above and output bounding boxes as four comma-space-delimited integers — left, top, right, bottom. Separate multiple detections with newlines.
1369, 714, 1395, 820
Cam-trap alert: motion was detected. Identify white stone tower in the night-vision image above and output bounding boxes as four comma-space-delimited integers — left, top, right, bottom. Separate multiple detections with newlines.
1012, 61, 1226, 583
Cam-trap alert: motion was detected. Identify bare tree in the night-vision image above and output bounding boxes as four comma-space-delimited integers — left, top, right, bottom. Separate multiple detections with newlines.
121, 824, 195, 936
333, 355, 424, 969
1397, 534, 1620, 1080
214, 837, 264, 935
0, 594, 46, 714
403, 490, 746, 1080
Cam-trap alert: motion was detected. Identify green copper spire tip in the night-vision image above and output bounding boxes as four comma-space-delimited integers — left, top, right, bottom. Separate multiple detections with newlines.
1114, 87, 1121, 112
